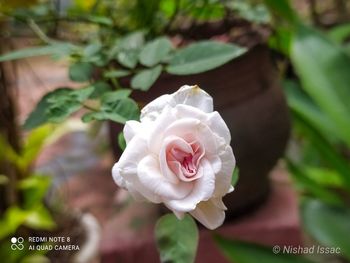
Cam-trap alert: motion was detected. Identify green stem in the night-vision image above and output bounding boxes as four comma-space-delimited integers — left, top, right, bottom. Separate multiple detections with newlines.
82, 103, 99, 112
27, 19, 53, 44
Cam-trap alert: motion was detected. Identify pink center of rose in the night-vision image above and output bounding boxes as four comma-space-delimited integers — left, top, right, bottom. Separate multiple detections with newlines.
166, 139, 205, 182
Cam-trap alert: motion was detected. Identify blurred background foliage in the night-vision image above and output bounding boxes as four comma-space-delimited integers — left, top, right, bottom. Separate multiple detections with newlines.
1, 0, 350, 263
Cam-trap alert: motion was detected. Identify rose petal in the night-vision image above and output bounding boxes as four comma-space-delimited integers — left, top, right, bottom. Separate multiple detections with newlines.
172, 85, 213, 113
112, 136, 162, 203
207, 111, 231, 144
140, 94, 172, 122
123, 120, 142, 144
138, 155, 193, 200
148, 106, 177, 152
140, 85, 213, 122
166, 159, 215, 212
163, 118, 217, 156
213, 145, 236, 197
159, 135, 192, 184
190, 199, 225, 230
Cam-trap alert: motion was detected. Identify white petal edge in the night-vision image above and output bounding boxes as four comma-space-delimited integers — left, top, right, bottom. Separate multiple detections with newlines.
214, 145, 236, 197
190, 199, 225, 230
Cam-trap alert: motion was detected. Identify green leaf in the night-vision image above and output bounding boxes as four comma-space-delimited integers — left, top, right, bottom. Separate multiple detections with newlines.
263, 0, 297, 23
0, 207, 30, 239
83, 42, 102, 57
230, 2, 271, 24
118, 132, 126, 151
0, 43, 74, 62
291, 111, 350, 191
214, 236, 315, 263
101, 89, 132, 102
284, 80, 339, 142
82, 97, 139, 124
118, 31, 145, 50
69, 62, 93, 82
232, 167, 239, 187
24, 86, 94, 127
18, 175, 51, 209
290, 25, 350, 147
18, 125, 53, 170
115, 32, 145, 69
131, 65, 162, 91
328, 23, 350, 44
24, 205, 56, 231
155, 214, 199, 263
166, 41, 246, 75
139, 37, 173, 67
286, 161, 344, 206
46, 86, 94, 123
301, 199, 350, 260
89, 81, 111, 99
23, 88, 71, 130
117, 51, 139, 69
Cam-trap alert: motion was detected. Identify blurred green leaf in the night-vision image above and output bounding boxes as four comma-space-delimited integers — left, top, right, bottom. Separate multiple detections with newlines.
291, 111, 350, 190
139, 37, 173, 67
24, 87, 93, 128
46, 86, 94, 123
301, 199, 350, 260
0, 43, 74, 62
83, 42, 102, 57
155, 214, 198, 263
0, 207, 30, 239
69, 62, 93, 82
131, 65, 162, 91
328, 23, 350, 44
230, 2, 271, 24
290, 25, 350, 147
118, 31, 145, 50
287, 161, 344, 206
117, 50, 139, 69
118, 132, 126, 151
82, 97, 139, 124
18, 175, 51, 208
264, 0, 297, 23
101, 89, 132, 102
268, 27, 292, 55
17, 125, 53, 171
284, 80, 339, 142
214, 236, 315, 263
166, 41, 246, 75
89, 81, 111, 99
24, 205, 56, 231
23, 89, 70, 130
303, 167, 344, 188
115, 31, 145, 69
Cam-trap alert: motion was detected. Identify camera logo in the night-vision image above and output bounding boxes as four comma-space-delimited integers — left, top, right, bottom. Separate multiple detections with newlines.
11, 237, 24, 250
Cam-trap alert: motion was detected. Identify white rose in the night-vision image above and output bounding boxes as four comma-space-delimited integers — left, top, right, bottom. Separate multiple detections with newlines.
112, 85, 236, 229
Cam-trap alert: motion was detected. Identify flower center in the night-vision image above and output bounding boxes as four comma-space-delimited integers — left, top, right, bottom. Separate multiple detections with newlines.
166, 139, 204, 182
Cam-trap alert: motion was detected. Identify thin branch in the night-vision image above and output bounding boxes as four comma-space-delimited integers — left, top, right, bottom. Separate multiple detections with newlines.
27, 19, 53, 44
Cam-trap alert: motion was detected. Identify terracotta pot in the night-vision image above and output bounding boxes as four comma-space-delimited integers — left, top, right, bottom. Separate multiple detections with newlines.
109, 45, 290, 219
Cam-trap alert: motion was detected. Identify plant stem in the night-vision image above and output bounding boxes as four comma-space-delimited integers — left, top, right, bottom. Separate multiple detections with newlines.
27, 19, 53, 44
